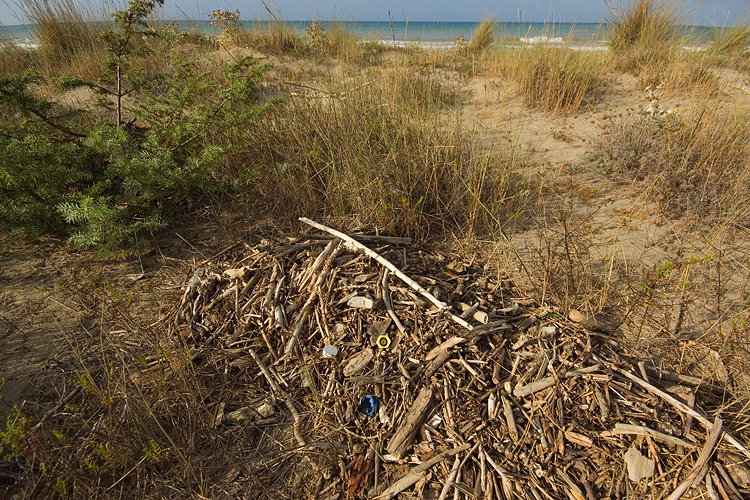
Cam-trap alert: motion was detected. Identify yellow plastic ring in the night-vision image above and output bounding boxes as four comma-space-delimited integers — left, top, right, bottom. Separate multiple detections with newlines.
376, 335, 391, 349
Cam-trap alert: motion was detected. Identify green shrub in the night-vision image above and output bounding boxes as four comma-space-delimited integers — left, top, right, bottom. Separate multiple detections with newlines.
0, 0, 272, 250
0, 134, 94, 237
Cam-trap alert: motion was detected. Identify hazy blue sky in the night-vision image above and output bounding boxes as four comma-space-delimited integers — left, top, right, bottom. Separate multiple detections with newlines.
1, 0, 749, 26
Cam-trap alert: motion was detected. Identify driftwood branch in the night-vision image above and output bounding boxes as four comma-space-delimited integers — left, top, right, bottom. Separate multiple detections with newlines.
386, 386, 434, 459
606, 362, 750, 460
601, 423, 695, 448
379, 443, 471, 500
299, 217, 473, 330
665, 418, 723, 500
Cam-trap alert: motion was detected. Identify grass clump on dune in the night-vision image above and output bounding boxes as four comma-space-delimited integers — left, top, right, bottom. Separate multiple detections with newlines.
0, 41, 32, 77
246, 72, 524, 239
467, 16, 498, 54
594, 107, 750, 225
327, 21, 366, 64
607, 0, 680, 73
246, 19, 303, 54
513, 46, 605, 114
708, 20, 750, 70
20, 0, 110, 78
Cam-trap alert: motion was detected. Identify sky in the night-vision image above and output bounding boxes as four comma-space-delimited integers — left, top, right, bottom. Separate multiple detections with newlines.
1, 0, 749, 26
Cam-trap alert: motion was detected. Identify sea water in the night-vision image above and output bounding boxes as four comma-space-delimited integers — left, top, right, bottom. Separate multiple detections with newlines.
1, 20, 719, 50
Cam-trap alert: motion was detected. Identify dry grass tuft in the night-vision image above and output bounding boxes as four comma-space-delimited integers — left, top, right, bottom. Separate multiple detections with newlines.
606, 0, 681, 73
0, 41, 32, 77
19, 0, 109, 78
467, 16, 498, 54
242, 72, 526, 239
242, 20, 304, 54
327, 22, 366, 64
594, 107, 750, 225
708, 20, 750, 70
512, 46, 605, 114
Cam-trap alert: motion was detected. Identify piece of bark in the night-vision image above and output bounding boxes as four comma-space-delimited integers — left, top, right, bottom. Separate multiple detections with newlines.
501, 396, 519, 441
425, 336, 466, 361
348, 296, 376, 309
624, 445, 654, 482
424, 349, 453, 379
387, 386, 434, 459
343, 348, 374, 377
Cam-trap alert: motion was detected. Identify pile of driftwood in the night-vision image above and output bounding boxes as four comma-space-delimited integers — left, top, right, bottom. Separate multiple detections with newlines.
174, 218, 750, 499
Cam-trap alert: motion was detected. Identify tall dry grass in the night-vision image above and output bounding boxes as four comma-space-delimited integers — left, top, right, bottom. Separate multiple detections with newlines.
0, 41, 32, 77
242, 19, 303, 54
467, 17, 498, 54
240, 70, 525, 239
327, 21, 365, 64
511, 46, 605, 114
19, 0, 111, 78
708, 20, 750, 70
606, 0, 681, 74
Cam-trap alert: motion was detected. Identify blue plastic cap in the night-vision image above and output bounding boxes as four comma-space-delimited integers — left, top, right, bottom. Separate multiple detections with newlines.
360, 396, 379, 416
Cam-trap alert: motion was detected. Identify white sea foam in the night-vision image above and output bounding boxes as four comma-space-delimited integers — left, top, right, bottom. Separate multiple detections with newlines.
374, 39, 455, 49
15, 40, 40, 50
521, 36, 563, 44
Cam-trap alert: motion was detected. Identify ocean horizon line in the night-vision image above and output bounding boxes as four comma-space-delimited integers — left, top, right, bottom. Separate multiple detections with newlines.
1, 19, 724, 48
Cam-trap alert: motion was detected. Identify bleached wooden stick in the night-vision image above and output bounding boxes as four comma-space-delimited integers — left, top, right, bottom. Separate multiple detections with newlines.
382, 269, 407, 333
299, 217, 473, 330
378, 443, 471, 500
605, 361, 750, 461
665, 418, 723, 500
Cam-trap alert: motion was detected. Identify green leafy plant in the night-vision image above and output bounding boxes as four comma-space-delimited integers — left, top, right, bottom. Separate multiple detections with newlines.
1, 0, 271, 250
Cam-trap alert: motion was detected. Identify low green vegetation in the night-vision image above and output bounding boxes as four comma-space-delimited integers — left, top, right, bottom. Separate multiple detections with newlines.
1, 0, 274, 250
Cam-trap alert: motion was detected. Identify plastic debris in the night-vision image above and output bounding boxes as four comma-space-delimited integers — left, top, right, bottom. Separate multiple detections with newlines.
322, 345, 339, 358
376, 334, 391, 349
360, 396, 378, 416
